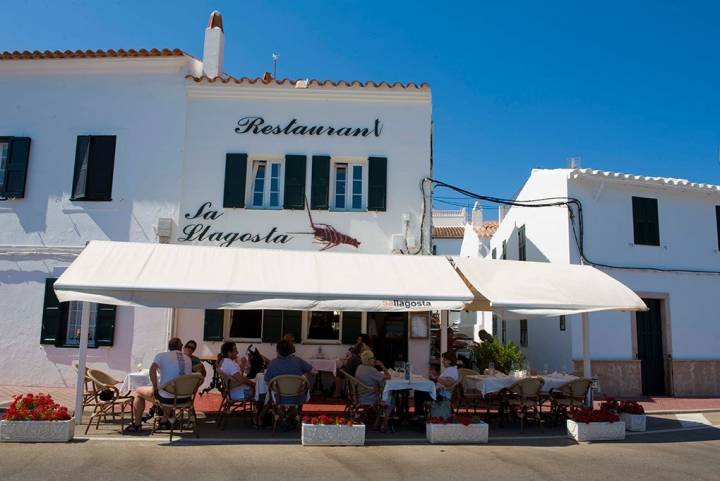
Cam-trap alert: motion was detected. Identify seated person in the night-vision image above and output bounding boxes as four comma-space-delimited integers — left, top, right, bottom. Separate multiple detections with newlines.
414, 351, 459, 420
218, 341, 255, 401
282, 333, 297, 354
333, 334, 370, 397
264, 340, 315, 405
183, 340, 207, 379
125, 337, 192, 433
354, 350, 393, 432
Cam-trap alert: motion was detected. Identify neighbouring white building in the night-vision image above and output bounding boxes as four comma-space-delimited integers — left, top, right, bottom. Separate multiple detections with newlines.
0, 11, 435, 387
487, 167, 720, 397
432, 206, 496, 342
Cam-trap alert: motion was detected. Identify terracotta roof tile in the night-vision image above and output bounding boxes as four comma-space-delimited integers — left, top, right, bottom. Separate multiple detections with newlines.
432, 226, 465, 239
0, 48, 186, 61
474, 221, 498, 238
186, 74, 430, 91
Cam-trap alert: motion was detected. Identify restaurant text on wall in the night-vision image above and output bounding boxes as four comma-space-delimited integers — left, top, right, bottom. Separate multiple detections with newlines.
235, 116, 383, 138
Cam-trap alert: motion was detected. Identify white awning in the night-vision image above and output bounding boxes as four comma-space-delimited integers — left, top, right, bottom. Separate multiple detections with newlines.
452, 257, 647, 319
54, 241, 474, 311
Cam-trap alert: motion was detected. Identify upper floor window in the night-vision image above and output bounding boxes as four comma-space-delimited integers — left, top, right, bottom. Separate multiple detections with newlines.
250, 160, 282, 209
632, 196, 659, 246
0, 141, 8, 193
491, 247, 497, 259
518, 225, 526, 261
520, 319, 528, 347
0, 137, 31, 199
332, 162, 365, 211
71, 135, 116, 201
716, 206, 720, 251
501, 240, 507, 260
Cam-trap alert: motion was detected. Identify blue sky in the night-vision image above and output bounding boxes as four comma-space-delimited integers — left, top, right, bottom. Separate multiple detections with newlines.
3, 1, 720, 215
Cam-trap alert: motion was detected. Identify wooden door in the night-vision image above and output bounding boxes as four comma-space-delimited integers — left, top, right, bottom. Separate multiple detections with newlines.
636, 299, 666, 395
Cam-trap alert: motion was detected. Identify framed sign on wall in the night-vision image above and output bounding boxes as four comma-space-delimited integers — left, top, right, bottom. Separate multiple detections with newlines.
410, 313, 429, 339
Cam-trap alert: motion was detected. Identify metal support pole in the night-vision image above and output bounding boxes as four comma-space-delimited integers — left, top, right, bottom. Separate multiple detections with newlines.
581, 312, 593, 406
440, 310, 448, 353
74, 302, 91, 425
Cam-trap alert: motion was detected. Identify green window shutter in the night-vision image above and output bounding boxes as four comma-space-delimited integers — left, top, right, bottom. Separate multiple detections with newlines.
94, 304, 116, 347
283, 155, 307, 210
86, 135, 116, 201
282, 311, 302, 343
203, 309, 224, 341
262, 310, 283, 343
341, 311, 362, 344
367, 157, 387, 211
40, 278, 62, 345
3, 137, 31, 198
310, 155, 330, 210
223, 153, 247, 208
71, 136, 91, 200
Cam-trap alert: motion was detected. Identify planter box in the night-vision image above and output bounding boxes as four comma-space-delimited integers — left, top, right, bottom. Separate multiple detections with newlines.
426, 422, 489, 444
0, 418, 75, 443
567, 419, 625, 442
619, 413, 646, 432
301, 423, 365, 446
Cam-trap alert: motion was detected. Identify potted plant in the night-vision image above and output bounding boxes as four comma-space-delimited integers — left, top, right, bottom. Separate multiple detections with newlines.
0, 393, 74, 443
426, 415, 488, 444
566, 407, 625, 442
301, 415, 365, 446
618, 401, 646, 432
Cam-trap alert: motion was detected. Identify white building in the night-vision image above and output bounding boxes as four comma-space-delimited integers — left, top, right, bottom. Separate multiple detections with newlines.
0, 11, 435, 387
488, 167, 720, 397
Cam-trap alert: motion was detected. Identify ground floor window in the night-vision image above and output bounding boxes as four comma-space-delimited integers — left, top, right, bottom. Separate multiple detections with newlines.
64, 301, 98, 347
520, 319, 528, 347
228, 310, 263, 340
307, 311, 341, 341
501, 320, 507, 343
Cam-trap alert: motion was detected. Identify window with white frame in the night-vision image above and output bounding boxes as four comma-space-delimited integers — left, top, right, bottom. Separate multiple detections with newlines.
228, 310, 263, 340
307, 311, 341, 341
0, 141, 8, 192
65, 301, 98, 347
332, 162, 365, 210
250, 160, 282, 208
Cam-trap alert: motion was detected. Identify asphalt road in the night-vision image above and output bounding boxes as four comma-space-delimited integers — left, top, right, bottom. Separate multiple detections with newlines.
2, 427, 720, 481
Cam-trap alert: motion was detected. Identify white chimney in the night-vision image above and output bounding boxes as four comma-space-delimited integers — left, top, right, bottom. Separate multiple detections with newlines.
202, 11, 224, 78
471, 201, 483, 228
498, 205, 509, 223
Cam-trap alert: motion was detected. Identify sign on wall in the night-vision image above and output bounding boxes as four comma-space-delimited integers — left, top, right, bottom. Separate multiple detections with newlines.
235, 116, 383, 138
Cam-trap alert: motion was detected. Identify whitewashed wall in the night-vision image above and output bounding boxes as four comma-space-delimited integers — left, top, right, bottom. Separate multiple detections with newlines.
0, 58, 190, 385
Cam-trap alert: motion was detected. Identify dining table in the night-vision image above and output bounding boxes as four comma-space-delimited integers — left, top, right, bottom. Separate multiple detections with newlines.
463, 373, 578, 397
119, 369, 151, 395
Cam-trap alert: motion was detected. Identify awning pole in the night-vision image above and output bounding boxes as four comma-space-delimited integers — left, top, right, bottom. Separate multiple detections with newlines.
581, 312, 592, 406
74, 302, 91, 425
440, 311, 448, 353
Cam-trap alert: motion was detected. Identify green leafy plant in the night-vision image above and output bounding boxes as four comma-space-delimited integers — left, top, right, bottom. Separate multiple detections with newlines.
470, 337, 524, 373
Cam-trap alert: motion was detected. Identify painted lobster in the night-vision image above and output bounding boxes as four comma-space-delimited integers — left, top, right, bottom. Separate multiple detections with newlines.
290, 198, 361, 251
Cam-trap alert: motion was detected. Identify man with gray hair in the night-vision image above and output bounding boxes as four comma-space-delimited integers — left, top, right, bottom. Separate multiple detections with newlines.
124, 337, 192, 433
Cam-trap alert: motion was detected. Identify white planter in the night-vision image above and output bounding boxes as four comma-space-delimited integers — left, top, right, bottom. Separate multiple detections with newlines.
426, 422, 489, 444
619, 413, 646, 432
0, 418, 75, 443
301, 423, 365, 446
567, 419, 625, 442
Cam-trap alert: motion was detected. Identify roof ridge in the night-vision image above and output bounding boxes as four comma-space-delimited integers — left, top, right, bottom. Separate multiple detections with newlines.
186, 74, 430, 91
0, 48, 187, 60
569, 168, 720, 192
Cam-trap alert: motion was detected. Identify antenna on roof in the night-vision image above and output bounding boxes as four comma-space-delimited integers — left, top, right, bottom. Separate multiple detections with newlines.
272, 53, 279, 79
568, 156, 582, 169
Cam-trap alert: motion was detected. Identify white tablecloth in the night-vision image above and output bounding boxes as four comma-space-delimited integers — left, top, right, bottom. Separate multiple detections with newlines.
382, 374, 436, 403
464, 374, 579, 396
120, 370, 151, 394
307, 358, 338, 376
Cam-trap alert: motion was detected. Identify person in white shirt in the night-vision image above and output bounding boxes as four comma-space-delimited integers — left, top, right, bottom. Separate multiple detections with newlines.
414, 351, 459, 420
125, 337, 192, 433
218, 341, 255, 401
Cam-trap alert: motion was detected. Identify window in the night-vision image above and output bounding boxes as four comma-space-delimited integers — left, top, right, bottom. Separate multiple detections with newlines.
71, 135, 116, 201
250, 160, 282, 208
492, 314, 498, 337
501, 240, 507, 260
501, 319, 507, 343
520, 319, 528, 347
632, 196, 660, 246
332, 162, 365, 210
307, 311, 341, 341
228, 310, 263, 340
432, 244, 437, 255
491, 248, 497, 260
518, 225, 526, 261
0, 141, 8, 193
64, 302, 98, 347
716, 206, 720, 251
559, 315, 566, 331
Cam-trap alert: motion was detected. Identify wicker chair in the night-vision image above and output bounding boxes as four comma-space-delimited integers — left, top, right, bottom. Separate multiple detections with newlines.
341, 369, 385, 425
84, 368, 133, 434
266, 375, 309, 435
504, 377, 545, 432
72, 362, 100, 409
216, 371, 255, 430
151, 373, 203, 442
549, 378, 592, 425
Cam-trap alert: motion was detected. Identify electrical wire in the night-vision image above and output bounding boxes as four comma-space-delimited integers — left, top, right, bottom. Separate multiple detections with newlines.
425, 177, 720, 275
